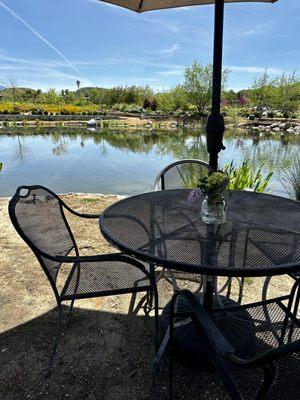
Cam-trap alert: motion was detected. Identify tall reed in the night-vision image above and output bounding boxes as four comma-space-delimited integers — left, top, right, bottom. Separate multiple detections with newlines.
224, 160, 273, 192
282, 155, 300, 200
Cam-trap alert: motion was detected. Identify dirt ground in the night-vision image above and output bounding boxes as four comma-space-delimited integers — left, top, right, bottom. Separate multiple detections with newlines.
0, 194, 294, 400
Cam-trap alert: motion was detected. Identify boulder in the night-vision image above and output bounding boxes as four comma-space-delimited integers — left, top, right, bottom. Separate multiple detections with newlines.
286, 128, 294, 133
279, 122, 291, 130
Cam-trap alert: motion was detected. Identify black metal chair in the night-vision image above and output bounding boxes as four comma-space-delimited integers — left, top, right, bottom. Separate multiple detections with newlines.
154, 159, 211, 291
154, 159, 211, 191
9, 185, 159, 375
169, 288, 300, 399
154, 159, 244, 304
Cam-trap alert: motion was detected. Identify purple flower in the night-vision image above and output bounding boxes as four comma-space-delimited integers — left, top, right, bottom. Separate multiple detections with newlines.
187, 189, 202, 203
239, 94, 247, 106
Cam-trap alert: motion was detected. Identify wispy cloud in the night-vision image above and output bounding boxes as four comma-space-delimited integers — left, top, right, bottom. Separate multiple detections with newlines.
165, 23, 180, 33
227, 65, 283, 74
158, 67, 184, 76
156, 44, 181, 56
0, 1, 88, 81
0, 52, 90, 89
241, 23, 273, 36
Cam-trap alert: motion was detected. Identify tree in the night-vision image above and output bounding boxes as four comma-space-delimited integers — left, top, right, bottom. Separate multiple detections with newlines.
249, 69, 275, 118
183, 61, 229, 114
76, 80, 81, 90
45, 88, 58, 104
2, 78, 18, 111
156, 91, 176, 112
223, 89, 238, 106
172, 85, 189, 111
274, 72, 299, 119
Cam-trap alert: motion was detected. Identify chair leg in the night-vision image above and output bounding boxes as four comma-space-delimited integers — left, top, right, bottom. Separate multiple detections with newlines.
226, 277, 232, 298
168, 294, 177, 400
154, 286, 160, 352
128, 289, 138, 314
169, 349, 174, 400
46, 303, 63, 377
237, 277, 244, 304
69, 265, 80, 316
256, 362, 276, 399
262, 276, 272, 303
69, 299, 75, 316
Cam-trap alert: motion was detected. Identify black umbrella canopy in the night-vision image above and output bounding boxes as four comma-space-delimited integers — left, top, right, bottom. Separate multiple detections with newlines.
97, 0, 278, 170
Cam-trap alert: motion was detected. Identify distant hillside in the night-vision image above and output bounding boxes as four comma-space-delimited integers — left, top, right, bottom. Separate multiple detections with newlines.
0, 87, 36, 100
77, 87, 97, 96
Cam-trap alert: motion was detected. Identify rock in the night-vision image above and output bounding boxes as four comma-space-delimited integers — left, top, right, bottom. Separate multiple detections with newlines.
273, 127, 280, 132
286, 128, 294, 133
279, 122, 291, 130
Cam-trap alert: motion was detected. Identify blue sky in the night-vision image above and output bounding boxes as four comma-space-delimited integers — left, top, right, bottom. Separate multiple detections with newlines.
0, 0, 299, 92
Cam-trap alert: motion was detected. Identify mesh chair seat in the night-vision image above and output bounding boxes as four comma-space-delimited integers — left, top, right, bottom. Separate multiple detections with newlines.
211, 301, 300, 399
169, 290, 300, 400
61, 258, 150, 299
220, 351, 300, 400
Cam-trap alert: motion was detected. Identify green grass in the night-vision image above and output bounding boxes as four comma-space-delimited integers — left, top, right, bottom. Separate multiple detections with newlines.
80, 198, 99, 203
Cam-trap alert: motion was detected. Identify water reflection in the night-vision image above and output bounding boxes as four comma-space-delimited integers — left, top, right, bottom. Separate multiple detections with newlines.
14, 135, 28, 163
52, 135, 68, 156
0, 127, 299, 197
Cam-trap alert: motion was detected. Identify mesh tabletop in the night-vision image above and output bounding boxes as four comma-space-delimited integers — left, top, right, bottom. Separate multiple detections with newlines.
99, 190, 300, 277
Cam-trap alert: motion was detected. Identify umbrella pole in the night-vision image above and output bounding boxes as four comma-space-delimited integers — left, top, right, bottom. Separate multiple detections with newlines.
206, 0, 225, 171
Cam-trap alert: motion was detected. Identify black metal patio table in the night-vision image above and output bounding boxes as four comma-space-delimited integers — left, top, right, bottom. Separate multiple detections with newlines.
99, 189, 300, 361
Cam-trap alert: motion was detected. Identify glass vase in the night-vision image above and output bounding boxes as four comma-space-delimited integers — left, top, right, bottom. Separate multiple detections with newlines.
201, 195, 227, 224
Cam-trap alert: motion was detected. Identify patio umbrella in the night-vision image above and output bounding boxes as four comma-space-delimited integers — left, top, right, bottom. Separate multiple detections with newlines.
96, 0, 278, 170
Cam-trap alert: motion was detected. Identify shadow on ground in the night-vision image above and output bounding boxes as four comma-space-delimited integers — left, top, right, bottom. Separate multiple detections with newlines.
0, 303, 226, 400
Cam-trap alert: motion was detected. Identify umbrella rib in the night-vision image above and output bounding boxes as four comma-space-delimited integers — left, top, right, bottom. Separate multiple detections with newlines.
138, 0, 144, 12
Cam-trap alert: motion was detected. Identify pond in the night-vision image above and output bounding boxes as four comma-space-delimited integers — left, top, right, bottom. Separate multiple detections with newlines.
0, 127, 299, 197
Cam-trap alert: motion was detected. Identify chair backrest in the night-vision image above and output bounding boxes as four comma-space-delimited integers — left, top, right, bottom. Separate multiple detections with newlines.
154, 159, 211, 191
9, 186, 77, 289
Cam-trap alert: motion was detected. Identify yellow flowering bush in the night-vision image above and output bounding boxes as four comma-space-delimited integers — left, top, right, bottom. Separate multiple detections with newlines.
198, 171, 230, 199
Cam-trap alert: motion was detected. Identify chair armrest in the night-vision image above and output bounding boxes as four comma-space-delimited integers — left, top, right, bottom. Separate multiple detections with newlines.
171, 289, 235, 355
229, 339, 300, 368
54, 252, 142, 266
66, 206, 100, 219
62, 201, 100, 219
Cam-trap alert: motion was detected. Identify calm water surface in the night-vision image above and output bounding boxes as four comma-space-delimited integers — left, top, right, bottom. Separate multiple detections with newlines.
0, 127, 299, 197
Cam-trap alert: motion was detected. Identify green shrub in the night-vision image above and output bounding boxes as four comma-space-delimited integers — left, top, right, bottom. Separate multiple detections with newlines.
224, 160, 273, 192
